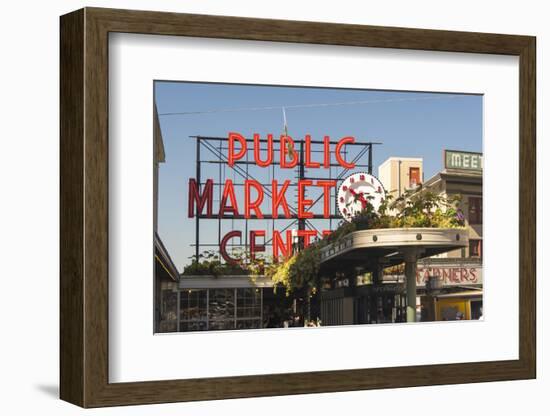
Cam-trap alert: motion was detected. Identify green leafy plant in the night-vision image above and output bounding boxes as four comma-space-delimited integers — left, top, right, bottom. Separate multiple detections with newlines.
182, 249, 263, 277
265, 187, 465, 294
387, 186, 464, 228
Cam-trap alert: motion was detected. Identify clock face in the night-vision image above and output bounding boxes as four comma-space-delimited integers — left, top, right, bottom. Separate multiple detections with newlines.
337, 172, 386, 222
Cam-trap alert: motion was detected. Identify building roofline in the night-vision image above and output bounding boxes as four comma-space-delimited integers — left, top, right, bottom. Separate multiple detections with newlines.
379, 157, 423, 170
421, 169, 482, 191
154, 232, 179, 281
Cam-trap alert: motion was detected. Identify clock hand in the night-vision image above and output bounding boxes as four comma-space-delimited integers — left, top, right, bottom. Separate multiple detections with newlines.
349, 188, 369, 210
349, 188, 365, 200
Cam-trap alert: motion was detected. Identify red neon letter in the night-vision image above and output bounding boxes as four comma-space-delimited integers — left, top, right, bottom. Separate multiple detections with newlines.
273, 230, 293, 259
228, 132, 247, 167
335, 136, 356, 169
250, 230, 266, 261
280, 135, 298, 168
219, 179, 239, 217
245, 180, 264, 219
304, 134, 320, 168
297, 229, 317, 248
253, 133, 273, 167
272, 180, 291, 219
220, 231, 242, 264
316, 180, 337, 218
323, 136, 331, 168
188, 178, 213, 218
297, 180, 314, 219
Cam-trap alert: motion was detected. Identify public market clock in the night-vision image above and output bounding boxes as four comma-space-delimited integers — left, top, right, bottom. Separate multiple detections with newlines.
337, 172, 386, 222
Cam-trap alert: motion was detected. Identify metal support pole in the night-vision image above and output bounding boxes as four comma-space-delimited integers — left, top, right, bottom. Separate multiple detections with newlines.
368, 143, 373, 175
404, 250, 418, 323
298, 139, 305, 234
195, 137, 201, 262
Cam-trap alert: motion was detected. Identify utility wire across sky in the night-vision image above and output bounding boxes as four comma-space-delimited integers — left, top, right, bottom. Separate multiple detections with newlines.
158, 94, 470, 117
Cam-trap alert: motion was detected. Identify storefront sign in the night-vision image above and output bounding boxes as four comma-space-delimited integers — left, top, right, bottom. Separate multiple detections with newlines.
444, 150, 483, 171
416, 264, 483, 287
188, 132, 357, 262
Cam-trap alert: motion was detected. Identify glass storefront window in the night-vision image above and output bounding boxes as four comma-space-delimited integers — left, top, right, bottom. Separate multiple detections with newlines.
179, 289, 208, 331
159, 289, 178, 332
237, 288, 261, 319
209, 289, 235, 323
180, 289, 207, 321
178, 288, 264, 332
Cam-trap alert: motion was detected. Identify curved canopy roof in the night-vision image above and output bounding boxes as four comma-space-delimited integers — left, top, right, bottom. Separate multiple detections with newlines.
320, 228, 469, 272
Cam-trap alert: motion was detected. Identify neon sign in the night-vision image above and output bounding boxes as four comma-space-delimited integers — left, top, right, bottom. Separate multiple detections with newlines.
188, 132, 359, 263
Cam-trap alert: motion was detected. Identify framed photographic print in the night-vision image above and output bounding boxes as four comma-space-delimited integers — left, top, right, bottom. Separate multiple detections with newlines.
60, 7, 536, 408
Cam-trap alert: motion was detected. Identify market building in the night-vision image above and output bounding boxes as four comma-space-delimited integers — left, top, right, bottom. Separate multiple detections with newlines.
317, 149, 483, 325
378, 156, 423, 197
412, 149, 483, 321
154, 97, 483, 331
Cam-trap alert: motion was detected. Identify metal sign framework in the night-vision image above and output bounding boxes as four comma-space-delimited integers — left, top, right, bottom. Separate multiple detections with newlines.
190, 135, 381, 261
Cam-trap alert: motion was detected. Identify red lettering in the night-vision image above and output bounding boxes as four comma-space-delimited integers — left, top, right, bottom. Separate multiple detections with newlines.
273, 230, 293, 259
280, 135, 298, 168
272, 180, 291, 219
244, 180, 264, 219
297, 180, 314, 219
253, 133, 273, 167
442, 268, 450, 284
188, 178, 213, 217
304, 134, 320, 168
250, 230, 266, 261
228, 132, 247, 167
220, 231, 241, 264
316, 180, 337, 218
323, 136, 330, 168
449, 268, 459, 283
335, 136, 356, 169
219, 179, 239, 217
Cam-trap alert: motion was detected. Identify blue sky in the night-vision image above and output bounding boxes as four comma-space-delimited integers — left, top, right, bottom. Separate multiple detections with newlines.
155, 81, 482, 271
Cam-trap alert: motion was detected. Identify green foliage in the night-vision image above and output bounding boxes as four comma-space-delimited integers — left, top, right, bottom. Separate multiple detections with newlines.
386, 186, 464, 228
265, 244, 321, 296
182, 249, 264, 277
266, 186, 465, 294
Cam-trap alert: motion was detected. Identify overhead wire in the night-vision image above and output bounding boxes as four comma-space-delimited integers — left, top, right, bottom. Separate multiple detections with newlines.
158, 94, 468, 117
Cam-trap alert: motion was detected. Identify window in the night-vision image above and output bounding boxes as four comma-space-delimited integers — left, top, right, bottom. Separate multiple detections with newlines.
469, 239, 482, 258
208, 288, 236, 329
237, 288, 261, 318
409, 167, 420, 188
468, 197, 482, 224
159, 289, 178, 332
179, 288, 263, 332
179, 289, 208, 331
